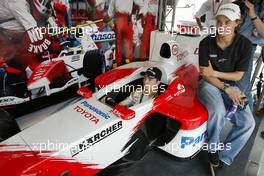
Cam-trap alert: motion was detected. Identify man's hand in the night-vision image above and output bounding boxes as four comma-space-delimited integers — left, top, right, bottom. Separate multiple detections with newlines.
200, 62, 216, 77
244, 0, 257, 18
225, 87, 246, 106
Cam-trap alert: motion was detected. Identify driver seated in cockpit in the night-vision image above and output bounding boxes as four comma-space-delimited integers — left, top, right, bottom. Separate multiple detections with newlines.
120, 67, 162, 107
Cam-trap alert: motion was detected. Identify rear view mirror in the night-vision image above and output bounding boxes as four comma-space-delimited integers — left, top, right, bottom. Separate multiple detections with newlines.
77, 86, 92, 98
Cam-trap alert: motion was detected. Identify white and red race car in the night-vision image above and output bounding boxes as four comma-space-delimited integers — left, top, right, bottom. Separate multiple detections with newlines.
0, 24, 115, 108
0, 31, 207, 176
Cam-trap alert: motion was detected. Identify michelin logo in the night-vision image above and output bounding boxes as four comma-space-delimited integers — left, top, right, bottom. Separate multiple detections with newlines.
181, 131, 207, 149
81, 101, 111, 120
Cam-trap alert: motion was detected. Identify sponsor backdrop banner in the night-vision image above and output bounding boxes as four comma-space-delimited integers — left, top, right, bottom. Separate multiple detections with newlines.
0, 0, 158, 109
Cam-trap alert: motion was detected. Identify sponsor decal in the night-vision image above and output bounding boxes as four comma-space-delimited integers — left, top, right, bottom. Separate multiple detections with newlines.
181, 131, 207, 149
209, 54, 217, 58
166, 83, 186, 101
112, 109, 123, 118
77, 87, 92, 99
0, 97, 15, 104
175, 84, 185, 96
70, 121, 123, 157
218, 58, 228, 63
171, 44, 189, 62
28, 39, 51, 53
27, 28, 51, 54
27, 28, 44, 43
111, 105, 135, 120
30, 61, 61, 82
220, 7, 235, 13
0, 97, 29, 106
194, 48, 199, 55
176, 51, 189, 62
90, 32, 116, 42
172, 44, 179, 56
32, 68, 46, 81
71, 55, 80, 62
74, 105, 100, 124
81, 101, 111, 120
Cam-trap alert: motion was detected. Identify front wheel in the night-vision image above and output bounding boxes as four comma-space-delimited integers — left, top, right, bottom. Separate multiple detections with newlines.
82, 49, 106, 86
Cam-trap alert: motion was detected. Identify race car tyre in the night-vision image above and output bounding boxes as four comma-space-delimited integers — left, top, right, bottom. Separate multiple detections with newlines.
0, 108, 20, 142
82, 49, 106, 86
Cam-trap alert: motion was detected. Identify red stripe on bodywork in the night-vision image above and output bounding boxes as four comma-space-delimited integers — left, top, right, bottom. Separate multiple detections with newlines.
27, 60, 69, 87
0, 148, 101, 176
95, 68, 138, 87
153, 64, 208, 130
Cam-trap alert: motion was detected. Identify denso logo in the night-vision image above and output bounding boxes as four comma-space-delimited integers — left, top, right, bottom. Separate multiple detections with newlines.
180, 131, 207, 149
112, 109, 123, 119
81, 101, 111, 120
90, 32, 116, 42
111, 108, 135, 120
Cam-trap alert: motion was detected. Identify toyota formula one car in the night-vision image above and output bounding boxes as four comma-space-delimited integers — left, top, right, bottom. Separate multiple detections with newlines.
0, 23, 115, 108
0, 31, 208, 176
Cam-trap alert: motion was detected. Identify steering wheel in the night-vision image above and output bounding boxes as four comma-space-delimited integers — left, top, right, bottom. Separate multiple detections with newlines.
105, 92, 117, 107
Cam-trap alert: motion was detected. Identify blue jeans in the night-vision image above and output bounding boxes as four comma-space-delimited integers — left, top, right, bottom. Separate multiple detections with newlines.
198, 80, 255, 165
236, 45, 257, 111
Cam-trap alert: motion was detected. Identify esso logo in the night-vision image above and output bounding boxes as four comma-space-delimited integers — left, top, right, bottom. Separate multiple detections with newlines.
171, 44, 179, 56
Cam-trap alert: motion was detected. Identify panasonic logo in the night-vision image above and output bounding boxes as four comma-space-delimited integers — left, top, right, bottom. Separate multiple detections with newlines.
81, 101, 111, 120
180, 131, 207, 149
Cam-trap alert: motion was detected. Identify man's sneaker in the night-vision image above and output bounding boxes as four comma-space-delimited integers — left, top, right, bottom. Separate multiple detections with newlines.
208, 152, 224, 176
208, 152, 220, 167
